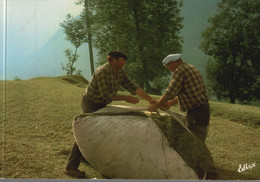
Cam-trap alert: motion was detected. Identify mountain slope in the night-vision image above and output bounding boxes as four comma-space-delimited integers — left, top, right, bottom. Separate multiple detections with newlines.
20, 28, 98, 81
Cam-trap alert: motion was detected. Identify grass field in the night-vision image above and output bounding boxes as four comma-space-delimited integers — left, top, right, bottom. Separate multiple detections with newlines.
0, 75, 259, 179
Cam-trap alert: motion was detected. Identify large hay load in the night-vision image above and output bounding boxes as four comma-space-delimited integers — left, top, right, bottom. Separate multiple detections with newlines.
73, 105, 214, 179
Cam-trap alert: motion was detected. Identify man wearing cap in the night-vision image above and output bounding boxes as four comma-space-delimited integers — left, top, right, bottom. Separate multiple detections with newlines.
148, 54, 210, 142
149, 54, 218, 179
65, 51, 156, 178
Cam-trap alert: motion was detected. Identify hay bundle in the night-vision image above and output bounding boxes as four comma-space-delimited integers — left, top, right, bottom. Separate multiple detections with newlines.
73, 105, 213, 179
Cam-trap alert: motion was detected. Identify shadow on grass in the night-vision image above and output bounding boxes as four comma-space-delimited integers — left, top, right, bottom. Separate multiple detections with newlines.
58, 149, 70, 156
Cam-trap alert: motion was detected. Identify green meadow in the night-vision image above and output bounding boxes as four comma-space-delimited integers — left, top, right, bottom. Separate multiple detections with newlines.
0, 76, 259, 179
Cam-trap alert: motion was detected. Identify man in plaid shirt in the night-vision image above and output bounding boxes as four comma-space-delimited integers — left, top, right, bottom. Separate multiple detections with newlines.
149, 54, 210, 142
149, 54, 218, 180
65, 51, 156, 178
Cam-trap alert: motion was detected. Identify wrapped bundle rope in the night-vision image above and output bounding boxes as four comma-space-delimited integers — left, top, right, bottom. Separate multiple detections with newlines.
73, 105, 214, 179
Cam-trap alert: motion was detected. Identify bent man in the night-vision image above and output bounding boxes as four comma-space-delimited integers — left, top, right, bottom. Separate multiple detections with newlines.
65, 51, 156, 178
149, 53, 210, 142
148, 54, 218, 179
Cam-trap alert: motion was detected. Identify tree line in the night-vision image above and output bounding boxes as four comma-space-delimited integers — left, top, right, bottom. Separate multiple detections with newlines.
60, 0, 259, 104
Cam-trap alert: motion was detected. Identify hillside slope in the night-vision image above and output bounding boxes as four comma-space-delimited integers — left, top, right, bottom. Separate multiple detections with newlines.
0, 76, 259, 179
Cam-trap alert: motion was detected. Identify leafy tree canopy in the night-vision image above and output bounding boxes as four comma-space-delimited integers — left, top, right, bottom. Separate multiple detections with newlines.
90, 0, 183, 94
60, 14, 87, 48
200, 0, 260, 103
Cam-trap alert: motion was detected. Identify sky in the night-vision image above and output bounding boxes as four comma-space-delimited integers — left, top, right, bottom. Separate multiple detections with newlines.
0, 0, 83, 80
1, 0, 5, 79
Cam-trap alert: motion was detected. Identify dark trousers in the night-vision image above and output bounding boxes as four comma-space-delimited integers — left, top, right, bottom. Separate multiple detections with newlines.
186, 102, 210, 143
187, 102, 219, 179
65, 96, 106, 170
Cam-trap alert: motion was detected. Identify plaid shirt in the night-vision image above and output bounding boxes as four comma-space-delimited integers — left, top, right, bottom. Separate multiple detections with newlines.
84, 63, 140, 104
165, 63, 209, 111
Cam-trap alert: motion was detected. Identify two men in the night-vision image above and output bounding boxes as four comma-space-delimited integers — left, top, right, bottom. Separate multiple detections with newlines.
65, 51, 217, 179
64, 51, 156, 177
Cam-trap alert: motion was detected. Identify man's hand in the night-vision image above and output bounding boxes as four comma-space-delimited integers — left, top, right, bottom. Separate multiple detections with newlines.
124, 96, 140, 104
148, 103, 158, 112
149, 99, 157, 105
135, 88, 157, 105
162, 97, 178, 110
161, 101, 172, 110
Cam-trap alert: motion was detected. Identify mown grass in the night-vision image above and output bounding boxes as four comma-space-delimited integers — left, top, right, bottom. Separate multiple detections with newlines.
0, 80, 4, 178
210, 102, 260, 127
0, 76, 259, 179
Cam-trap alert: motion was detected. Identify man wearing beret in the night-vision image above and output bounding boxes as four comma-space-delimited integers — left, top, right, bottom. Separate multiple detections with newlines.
65, 51, 156, 178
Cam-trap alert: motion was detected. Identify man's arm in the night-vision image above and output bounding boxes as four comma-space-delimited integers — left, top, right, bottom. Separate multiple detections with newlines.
149, 95, 179, 112
112, 88, 156, 104
113, 94, 139, 104
120, 73, 156, 104
162, 96, 178, 110
135, 88, 156, 104
149, 69, 183, 112
148, 94, 168, 112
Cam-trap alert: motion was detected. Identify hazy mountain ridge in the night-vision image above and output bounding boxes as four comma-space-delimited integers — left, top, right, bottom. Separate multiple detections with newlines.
17, 28, 97, 81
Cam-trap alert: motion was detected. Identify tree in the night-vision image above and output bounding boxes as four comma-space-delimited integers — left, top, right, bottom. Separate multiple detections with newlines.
76, 0, 95, 75
60, 14, 87, 75
200, 0, 260, 103
91, 0, 183, 94
61, 49, 81, 75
